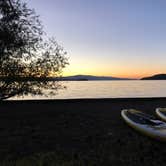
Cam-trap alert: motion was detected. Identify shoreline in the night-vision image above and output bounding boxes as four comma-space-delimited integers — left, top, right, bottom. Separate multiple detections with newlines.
1, 97, 166, 165
5, 96, 166, 102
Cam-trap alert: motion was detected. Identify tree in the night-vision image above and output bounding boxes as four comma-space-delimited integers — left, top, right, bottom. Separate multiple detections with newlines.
0, 0, 68, 100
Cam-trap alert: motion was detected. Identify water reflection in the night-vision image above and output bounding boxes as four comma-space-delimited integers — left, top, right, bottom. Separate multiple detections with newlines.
11, 80, 166, 100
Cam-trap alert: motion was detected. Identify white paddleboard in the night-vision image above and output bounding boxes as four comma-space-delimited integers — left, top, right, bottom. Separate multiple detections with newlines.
121, 109, 166, 141
156, 108, 166, 122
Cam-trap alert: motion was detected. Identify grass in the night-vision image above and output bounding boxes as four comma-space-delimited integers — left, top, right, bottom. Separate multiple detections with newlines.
0, 152, 98, 166
1, 99, 166, 165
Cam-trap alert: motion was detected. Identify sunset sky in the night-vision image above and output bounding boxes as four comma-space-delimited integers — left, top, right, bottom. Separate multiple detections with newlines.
27, 0, 166, 79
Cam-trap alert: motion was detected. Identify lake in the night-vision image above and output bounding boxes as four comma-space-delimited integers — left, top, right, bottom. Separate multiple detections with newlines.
11, 80, 166, 100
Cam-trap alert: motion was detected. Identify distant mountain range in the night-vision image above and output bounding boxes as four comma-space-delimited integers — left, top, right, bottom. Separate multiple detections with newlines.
61, 75, 133, 81
61, 74, 166, 81
1, 74, 166, 81
141, 74, 166, 80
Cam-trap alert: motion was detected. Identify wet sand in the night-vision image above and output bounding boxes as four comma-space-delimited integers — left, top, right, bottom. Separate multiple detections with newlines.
1, 98, 166, 165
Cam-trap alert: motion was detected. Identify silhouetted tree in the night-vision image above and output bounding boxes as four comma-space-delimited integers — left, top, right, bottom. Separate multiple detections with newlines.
0, 0, 68, 100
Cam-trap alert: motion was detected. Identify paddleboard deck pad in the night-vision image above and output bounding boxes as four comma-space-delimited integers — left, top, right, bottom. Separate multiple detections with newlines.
121, 109, 166, 141
156, 108, 166, 122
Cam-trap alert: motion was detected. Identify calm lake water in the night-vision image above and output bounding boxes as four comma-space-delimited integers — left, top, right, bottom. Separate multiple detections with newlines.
11, 80, 166, 100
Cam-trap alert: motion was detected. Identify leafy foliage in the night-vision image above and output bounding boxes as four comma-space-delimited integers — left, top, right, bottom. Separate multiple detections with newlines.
0, 0, 68, 100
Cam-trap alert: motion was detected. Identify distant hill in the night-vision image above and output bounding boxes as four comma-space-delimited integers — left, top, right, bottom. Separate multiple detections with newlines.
141, 74, 166, 80
61, 75, 133, 81
0, 75, 133, 81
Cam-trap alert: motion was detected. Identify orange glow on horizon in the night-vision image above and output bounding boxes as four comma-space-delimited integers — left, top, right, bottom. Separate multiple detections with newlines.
63, 70, 160, 79
62, 62, 166, 79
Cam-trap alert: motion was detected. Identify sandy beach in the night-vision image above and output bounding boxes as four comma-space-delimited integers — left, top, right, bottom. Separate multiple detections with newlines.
1, 98, 166, 165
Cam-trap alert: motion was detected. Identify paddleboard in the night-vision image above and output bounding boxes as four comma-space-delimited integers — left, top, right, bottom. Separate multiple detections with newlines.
156, 108, 166, 122
121, 109, 166, 141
